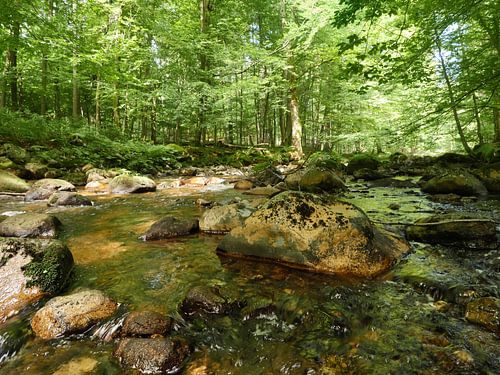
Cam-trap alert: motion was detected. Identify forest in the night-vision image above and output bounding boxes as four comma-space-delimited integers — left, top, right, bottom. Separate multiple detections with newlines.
0, 0, 498, 156
0, 1, 499, 375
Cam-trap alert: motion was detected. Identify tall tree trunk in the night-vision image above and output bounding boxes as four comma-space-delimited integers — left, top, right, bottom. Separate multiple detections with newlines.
95, 75, 101, 128
41, 55, 48, 115
196, 0, 210, 145
9, 19, 20, 111
472, 92, 484, 145
0, 53, 8, 108
151, 95, 157, 143
113, 82, 120, 128
72, 62, 80, 120
435, 30, 472, 154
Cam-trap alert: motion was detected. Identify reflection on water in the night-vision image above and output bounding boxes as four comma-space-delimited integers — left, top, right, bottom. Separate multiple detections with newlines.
0, 182, 499, 374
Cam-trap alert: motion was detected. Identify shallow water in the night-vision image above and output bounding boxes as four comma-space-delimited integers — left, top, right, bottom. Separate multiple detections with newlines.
0, 181, 499, 374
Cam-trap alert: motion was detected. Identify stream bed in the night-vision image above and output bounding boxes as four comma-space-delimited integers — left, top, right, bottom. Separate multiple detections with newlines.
0, 179, 499, 374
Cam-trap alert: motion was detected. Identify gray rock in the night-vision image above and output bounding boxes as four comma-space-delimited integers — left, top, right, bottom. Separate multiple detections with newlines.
421, 172, 487, 196
0, 213, 61, 238
25, 178, 76, 201
139, 217, 199, 240
31, 290, 118, 339
121, 311, 173, 337
109, 175, 156, 194
218, 191, 410, 277
298, 167, 346, 193
48, 192, 93, 207
0, 238, 73, 322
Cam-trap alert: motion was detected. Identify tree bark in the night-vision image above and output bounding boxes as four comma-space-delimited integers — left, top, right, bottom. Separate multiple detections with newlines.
9, 19, 20, 111
72, 62, 80, 120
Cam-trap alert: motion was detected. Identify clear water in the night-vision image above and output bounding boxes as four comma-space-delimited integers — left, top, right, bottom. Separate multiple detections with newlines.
0, 181, 498, 374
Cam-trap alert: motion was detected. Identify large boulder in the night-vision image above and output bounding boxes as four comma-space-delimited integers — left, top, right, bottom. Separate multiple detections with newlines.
421, 172, 487, 196
218, 191, 410, 277
109, 175, 156, 194
251, 166, 283, 187
465, 297, 499, 334
346, 154, 380, 175
406, 214, 498, 250
115, 337, 189, 374
31, 290, 118, 339
48, 192, 93, 207
139, 216, 199, 241
199, 202, 255, 234
121, 311, 173, 338
0, 238, 73, 322
474, 162, 500, 193
24, 162, 48, 180
298, 167, 346, 193
0, 171, 30, 193
25, 178, 76, 201
0, 213, 61, 238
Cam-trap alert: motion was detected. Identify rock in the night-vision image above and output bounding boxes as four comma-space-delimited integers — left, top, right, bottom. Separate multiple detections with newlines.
196, 198, 213, 207
25, 178, 76, 201
234, 180, 253, 190
427, 193, 463, 204
298, 168, 346, 193
180, 286, 229, 317
421, 172, 487, 196
388, 203, 400, 210
406, 214, 498, 250
31, 290, 118, 339
24, 162, 48, 180
115, 337, 189, 374
48, 192, 93, 207
353, 168, 385, 181
218, 191, 410, 277
435, 152, 474, 165
305, 152, 343, 172
0, 171, 30, 193
52, 357, 99, 375
465, 297, 499, 333
199, 202, 255, 234
121, 311, 173, 337
3, 144, 29, 165
205, 177, 225, 185
109, 175, 156, 194
0, 213, 61, 238
284, 169, 306, 190
0, 238, 73, 322
181, 176, 207, 186
251, 166, 283, 187
0, 156, 15, 170
139, 217, 199, 240
85, 180, 109, 193
346, 154, 380, 175
474, 162, 500, 193
244, 186, 281, 196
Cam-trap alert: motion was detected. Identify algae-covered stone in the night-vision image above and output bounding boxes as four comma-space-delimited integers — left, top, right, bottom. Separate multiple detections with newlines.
406, 214, 497, 250
0, 238, 74, 322
31, 290, 117, 339
109, 175, 156, 194
48, 192, 93, 207
218, 191, 410, 277
121, 311, 173, 337
465, 297, 499, 334
0, 171, 30, 193
421, 172, 487, 196
0, 213, 61, 238
346, 154, 380, 174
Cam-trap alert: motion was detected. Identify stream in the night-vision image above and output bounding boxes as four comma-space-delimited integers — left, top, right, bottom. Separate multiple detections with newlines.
0, 178, 499, 374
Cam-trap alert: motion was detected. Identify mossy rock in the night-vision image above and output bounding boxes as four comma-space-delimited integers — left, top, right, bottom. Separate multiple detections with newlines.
346, 154, 380, 174
421, 172, 487, 196
0, 171, 30, 193
0, 156, 15, 170
305, 152, 343, 172
299, 167, 346, 193
3, 143, 29, 165
0, 213, 61, 239
0, 238, 74, 321
473, 162, 500, 193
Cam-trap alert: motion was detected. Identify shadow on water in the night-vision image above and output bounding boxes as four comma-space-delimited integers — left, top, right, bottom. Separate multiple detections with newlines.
0, 183, 499, 374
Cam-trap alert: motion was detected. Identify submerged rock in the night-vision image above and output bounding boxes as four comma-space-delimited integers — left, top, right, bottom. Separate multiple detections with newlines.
234, 180, 253, 190
199, 202, 255, 234
25, 178, 76, 201
0, 171, 30, 193
121, 311, 173, 338
465, 297, 499, 334
0, 238, 73, 322
180, 286, 232, 317
139, 216, 199, 240
421, 172, 487, 196
48, 192, 93, 207
218, 191, 410, 277
109, 175, 156, 194
31, 290, 117, 339
115, 337, 189, 374
406, 214, 498, 250
52, 357, 99, 375
0, 213, 61, 238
